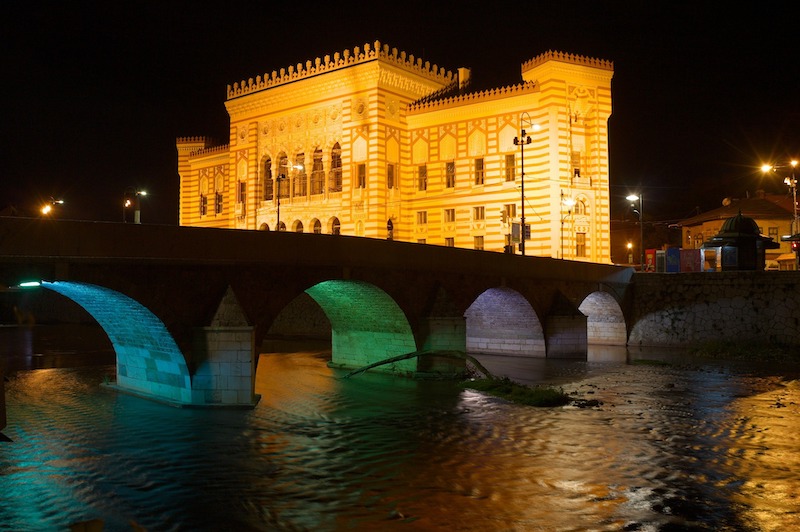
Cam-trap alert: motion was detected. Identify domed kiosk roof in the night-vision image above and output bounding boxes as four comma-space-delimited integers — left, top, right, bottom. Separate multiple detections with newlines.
703, 211, 779, 249
718, 212, 761, 237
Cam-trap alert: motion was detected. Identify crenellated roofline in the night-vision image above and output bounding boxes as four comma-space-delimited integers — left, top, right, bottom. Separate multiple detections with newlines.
227, 40, 456, 100
408, 82, 538, 114
522, 50, 613, 73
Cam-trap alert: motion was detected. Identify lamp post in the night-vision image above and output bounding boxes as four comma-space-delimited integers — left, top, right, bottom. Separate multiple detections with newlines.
513, 113, 532, 255
626, 193, 644, 271
762, 160, 799, 268
275, 174, 286, 230
123, 188, 147, 224
560, 190, 575, 259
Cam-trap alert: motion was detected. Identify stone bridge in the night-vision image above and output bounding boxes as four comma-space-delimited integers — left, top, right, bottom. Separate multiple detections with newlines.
0, 217, 633, 407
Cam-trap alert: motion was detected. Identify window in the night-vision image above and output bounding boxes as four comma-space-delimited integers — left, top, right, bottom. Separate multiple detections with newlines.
263, 157, 273, 200
574, 199, 587, 215
237, 182, 246, 205
417, 239, 426, 244
200, 194, 207, 216
293, 153, 306, 197
215, 192, 223, 214
387, 163, 395, 189
505, 154, 516, 182
474, 236, 484, 250
571, 150, 581, 178
473, 206, 485, 221
769, 226, 779, 239
313, 219, 322, 234
416, 211, 428, 225
445, 237, 455, 247
311, 149, 324, 195
502, 203, 516, 223
387, 219, 394, 240
444, 208, 456, 223
329, 144, 342, 192
445, 161, 455, 188
418, 164, 427, 191
576, 232, 587, 257
356, 163, 366, 189
331, 217, 341, 235
474, 158, 484, 185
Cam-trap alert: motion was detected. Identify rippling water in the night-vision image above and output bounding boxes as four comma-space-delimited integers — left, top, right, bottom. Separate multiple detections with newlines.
2, 328, 800, 531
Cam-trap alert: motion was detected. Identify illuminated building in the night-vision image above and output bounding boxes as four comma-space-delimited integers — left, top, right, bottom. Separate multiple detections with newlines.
177, 41, 613, 262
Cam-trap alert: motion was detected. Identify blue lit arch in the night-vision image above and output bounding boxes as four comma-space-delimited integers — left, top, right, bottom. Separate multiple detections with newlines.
41, 281, 192, 404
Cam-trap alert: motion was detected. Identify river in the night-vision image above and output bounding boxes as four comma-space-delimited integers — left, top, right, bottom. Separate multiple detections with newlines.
1, 326, 799, 531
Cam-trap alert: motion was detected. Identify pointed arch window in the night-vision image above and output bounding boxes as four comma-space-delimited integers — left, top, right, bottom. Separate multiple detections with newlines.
329, 144, 342, 192
293, 153, 306, 197
263, 157, 273, 200
311, 148, 324, 195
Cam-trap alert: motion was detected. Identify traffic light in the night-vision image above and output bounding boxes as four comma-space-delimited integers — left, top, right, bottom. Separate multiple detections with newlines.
792, 241, 799, 252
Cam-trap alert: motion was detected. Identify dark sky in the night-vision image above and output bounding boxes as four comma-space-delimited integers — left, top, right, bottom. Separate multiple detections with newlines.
3, 1, 799, 225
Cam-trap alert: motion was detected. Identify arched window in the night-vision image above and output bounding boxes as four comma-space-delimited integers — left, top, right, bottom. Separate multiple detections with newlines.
311, 148, 324, 195
329, 143, 342, 192
294, 220, 304, 232
574, 199, 587, 215
330, 217, 341, 235
387, 219, 394, 240
259, 223, 269, 231
312, 219, 322, 234
277, 221, 286, 232
293, 153, 306, 197
263, 157, 273, 200
199, 176, 209, 216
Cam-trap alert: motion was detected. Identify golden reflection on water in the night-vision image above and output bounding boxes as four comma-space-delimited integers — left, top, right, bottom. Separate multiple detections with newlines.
724, 379, 800, 531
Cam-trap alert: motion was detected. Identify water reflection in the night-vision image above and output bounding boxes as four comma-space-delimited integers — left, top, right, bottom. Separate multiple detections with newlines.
1, 329, 799, 530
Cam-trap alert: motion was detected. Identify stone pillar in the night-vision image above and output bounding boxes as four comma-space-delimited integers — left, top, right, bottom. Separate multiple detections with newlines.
417, 316, 467, 374
190, 286, 259, 407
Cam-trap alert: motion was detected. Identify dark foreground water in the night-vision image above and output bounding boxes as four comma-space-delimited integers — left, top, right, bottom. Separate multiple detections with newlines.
2, 327, 800, 531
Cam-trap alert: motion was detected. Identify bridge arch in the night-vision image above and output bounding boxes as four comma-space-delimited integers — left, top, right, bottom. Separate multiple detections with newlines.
578, 291, 627, 345
41, 281, 192, 404
304, 280, 417, 373
465, 287, 546, 357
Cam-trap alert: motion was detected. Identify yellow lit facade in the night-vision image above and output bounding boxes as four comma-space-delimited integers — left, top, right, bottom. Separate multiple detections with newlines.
177, 41, 613, 262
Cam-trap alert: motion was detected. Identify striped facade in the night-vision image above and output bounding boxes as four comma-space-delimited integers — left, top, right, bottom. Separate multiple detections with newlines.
177, 41, 613, 262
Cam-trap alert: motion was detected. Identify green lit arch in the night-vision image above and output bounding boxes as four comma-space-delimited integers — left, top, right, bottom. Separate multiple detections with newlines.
304, 280, 417, 373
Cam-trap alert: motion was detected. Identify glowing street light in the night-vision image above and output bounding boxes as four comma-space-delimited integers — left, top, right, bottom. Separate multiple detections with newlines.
40, 197, 64, 216
761, 160, 798, 235
123, 188, 147, 224
626, 193, 644, 271
762, 160, 799, 268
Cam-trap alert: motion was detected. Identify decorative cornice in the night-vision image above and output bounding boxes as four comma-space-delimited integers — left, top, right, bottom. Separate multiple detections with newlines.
227, 40, 455, 100
522, 50, 613, 73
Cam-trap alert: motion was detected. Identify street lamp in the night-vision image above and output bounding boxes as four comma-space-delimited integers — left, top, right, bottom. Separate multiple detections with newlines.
626, 193, 644, 271
123, 188, 147, 224
761, 160, 798, 235
41, 197, 64, 216
513, 113, 532, 255
626, 241, 634, 265
762, 160, 799, 269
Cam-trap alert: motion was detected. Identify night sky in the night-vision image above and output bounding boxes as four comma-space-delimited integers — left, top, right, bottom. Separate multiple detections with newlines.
3, 1, 799, 225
